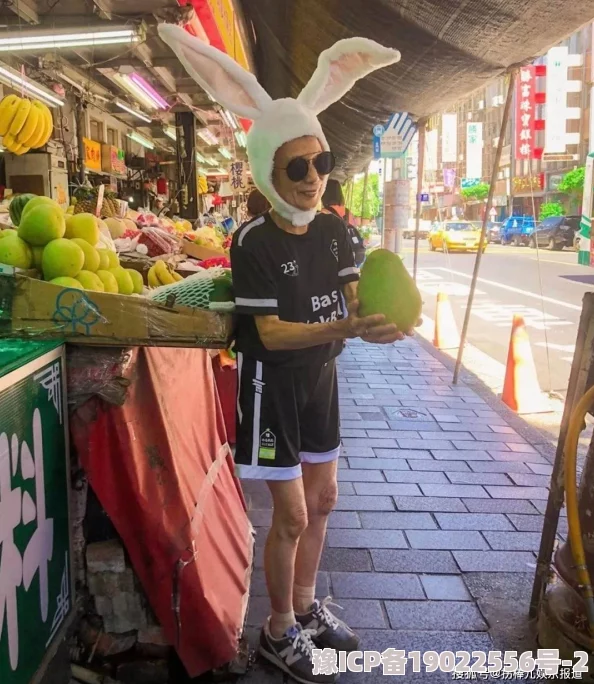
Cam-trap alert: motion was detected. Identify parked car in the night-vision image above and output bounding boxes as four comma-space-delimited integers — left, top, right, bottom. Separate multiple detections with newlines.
428, 221, 486, 253
488, 222, 502, 243
499, 215, 536, 246
529, 215, 580, 250
403, 218, 431, 239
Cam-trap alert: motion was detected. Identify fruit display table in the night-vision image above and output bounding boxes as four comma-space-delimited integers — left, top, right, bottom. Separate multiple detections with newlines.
0, 340, 74, 684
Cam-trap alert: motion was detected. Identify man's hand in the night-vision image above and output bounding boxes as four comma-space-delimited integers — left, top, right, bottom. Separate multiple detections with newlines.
342, 299, 412, 344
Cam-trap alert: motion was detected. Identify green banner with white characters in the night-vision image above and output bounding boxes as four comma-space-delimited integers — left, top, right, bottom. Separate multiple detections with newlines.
0, 346, 72, 684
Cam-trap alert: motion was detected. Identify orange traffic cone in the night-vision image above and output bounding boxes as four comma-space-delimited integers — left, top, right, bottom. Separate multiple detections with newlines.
502, 314, 549, 414
433, 291, 460, 350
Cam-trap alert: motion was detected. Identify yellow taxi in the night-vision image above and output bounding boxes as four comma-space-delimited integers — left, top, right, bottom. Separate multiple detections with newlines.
428, 221, 486, 253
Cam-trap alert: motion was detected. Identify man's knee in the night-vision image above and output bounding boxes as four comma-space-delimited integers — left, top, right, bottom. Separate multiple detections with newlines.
309, 481, 338, 518
273, 505, 308, 541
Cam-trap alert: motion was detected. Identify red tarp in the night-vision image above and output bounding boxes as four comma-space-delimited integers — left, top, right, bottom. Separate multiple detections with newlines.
71, 347, 252, 677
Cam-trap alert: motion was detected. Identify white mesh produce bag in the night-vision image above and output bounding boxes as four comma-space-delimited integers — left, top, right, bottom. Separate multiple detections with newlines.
148, 267, 234, 312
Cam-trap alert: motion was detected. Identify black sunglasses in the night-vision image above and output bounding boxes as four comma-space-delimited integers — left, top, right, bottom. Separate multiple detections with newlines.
279, 151, 336, 182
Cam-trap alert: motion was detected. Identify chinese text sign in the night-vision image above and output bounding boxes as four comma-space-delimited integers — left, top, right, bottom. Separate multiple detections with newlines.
516, 67, 536, 160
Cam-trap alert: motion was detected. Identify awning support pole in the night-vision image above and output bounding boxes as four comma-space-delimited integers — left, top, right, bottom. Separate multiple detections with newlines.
453, 70, 517, 384
413, 119, 427, 282
361, 167, 369, 224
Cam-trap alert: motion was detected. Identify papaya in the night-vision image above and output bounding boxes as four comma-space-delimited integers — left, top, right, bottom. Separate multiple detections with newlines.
357, 249, 422, 332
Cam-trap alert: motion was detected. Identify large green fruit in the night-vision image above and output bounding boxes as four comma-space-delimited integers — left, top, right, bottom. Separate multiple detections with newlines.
42, 238, 85, 280
49, 277, 83, 290
358, 249, 422, 331
71, 238, 100, 272
20, 196, 61, 222
64, 213, 99, 245
77, 270, 105, 292
108, 266, 134, 295
96, 269, 118, 293
0, 232, 32, 268
9, 193, 36, 226
18, 204, 66, 246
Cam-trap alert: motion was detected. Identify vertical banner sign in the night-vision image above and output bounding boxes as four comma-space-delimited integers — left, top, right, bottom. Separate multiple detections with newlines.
466, 122, 483, 179
516, 66, 536, 160
545, 46, 568, 153
229, 161, 248, 192
0, 346, 72, 684
425, 128, 438, 171
441, 113, 458, 163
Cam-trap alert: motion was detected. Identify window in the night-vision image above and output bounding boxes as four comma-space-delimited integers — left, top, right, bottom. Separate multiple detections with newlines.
89, 119, 102, 142
107, 128, 119, 147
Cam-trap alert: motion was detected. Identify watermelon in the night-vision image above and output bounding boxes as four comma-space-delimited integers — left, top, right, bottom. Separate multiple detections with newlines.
9, 193, 36, 227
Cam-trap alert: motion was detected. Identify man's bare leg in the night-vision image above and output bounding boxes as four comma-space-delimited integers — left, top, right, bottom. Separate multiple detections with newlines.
265, 477, 308, 638
293, 460, 338, 613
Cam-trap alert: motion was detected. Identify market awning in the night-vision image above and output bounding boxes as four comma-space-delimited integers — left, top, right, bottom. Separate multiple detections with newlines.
239, 0, 594, 179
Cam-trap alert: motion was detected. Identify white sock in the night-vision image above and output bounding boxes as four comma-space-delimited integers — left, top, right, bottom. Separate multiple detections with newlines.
294, 584, 316, 615
269, 610, 296, 639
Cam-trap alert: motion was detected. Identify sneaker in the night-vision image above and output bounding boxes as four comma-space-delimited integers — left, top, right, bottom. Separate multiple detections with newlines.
259, 620, 339, 683
296, 597, 360, 652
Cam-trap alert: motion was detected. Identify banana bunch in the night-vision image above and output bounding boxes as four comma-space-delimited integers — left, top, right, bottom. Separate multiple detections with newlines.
0, 95, 53, 155
148, 260, 183, 287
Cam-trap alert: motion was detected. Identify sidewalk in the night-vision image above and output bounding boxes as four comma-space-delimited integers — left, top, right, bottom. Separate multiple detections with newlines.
240, 337, 562, 683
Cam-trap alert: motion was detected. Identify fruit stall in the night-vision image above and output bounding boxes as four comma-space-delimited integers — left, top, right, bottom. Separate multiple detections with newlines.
0, 184, 248, 683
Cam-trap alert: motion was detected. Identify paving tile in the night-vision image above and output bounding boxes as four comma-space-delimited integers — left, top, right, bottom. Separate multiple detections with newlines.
335, 495, 395, 511
409, 459, 471, 472
385, 600, 487, 631
531, 499, 565, 515
442, 423, 496, 432
469, 461, 530, 474
352, 483, 422, 497
342, 420, 389, 430
331, 572, 424, 599
371, 549, 460, 575
394, 496, 467, 512
489, 425, 519, 434
356, 397, 406, 407
431, 450, 492, 461
334, 599, 388, 628
398, 439, 454, 450
432, 414, 461, 423
341, 446, 375, 458
342, 437, 398, 448
341, 428, 368, 437
338, 469, 386, 482
483, 531, 542, 551
319, 548, 372, 572
508, 473, 551, 487
248, 509, 272, 528
249, 570, 331, 598
527, 462, 554, 475
327, 528, 408, 549
420, 575, 471, 601
420, 484, 489, 498
360, 512, 437, 530
508, 442, 539, 453
470, 432, 527, 443
328, 512, 361, 528
382, 471, 449, 484
485, 486, 549, 500
488, 450, 548, 464
348, 458, 411, 470
453, 550, 537, 572
435, 513, 514, 531
406, 530, 488, 550
454, 440, 510, 451
337, 458, 349, 469
419, 431, 475, 441
374, 448, 434, 460
446, 471, 511, 486
507, 514, 545, 532
388, 421, 443, 432
367, 430, 421, 439
463, 498, 540, 514
338, 482, 356, 495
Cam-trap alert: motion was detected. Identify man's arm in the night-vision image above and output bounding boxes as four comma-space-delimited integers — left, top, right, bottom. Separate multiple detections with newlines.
255, 315, 355, 351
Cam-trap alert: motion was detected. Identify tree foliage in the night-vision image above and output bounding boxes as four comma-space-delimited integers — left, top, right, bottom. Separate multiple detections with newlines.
460, 183, 490, 202
539, 202, 564, 221
347, 173, 381, 220
558, 166, 585, 196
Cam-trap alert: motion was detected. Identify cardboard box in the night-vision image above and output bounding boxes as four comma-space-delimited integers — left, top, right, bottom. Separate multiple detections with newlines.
181, 239, 227, 261
0, 274, 234, 348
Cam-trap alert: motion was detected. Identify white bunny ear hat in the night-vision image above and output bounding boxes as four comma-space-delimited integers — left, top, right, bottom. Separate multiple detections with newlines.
158, 24, 401, 226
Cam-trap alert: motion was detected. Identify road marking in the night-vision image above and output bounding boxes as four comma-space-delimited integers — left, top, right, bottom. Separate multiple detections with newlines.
427, 267, 583, 311
535, 342, 575, 363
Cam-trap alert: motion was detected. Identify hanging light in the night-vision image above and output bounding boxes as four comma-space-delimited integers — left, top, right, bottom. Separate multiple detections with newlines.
115, 99, 152, 123
164, 126, 176, 141
128, 72, 168, 110
0, 65, 64, 107
127, 132, 154, 149
197, 128, 218, 145
0, 26, 141, 52
218, 146, 232, 159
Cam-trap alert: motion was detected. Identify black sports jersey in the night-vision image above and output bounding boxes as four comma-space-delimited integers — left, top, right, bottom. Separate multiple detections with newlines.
230, 211, 360, 367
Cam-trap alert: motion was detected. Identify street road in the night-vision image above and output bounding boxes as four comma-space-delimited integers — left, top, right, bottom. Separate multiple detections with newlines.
399, 239, 592, 397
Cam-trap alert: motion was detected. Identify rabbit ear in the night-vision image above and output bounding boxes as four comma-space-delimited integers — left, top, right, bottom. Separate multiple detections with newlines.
158, 24, 271, 120
297, 37, 401, 115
